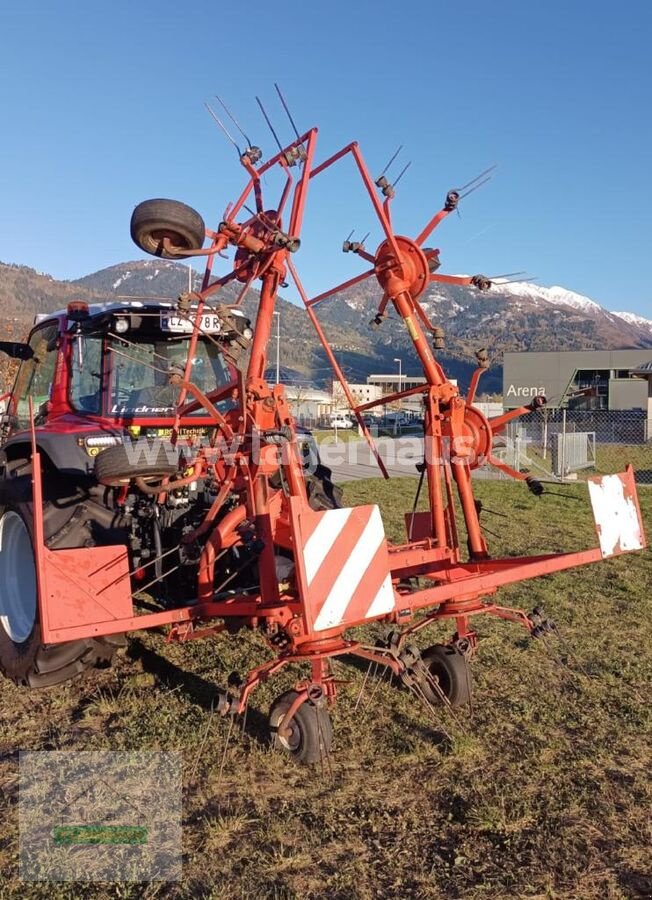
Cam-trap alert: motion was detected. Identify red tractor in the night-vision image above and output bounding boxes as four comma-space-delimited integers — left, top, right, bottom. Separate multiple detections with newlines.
0, 291, 338, 688
0, 120, 645, 763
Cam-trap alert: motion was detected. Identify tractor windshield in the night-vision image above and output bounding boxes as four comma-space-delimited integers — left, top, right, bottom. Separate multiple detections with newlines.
69, 333, 234, 419
108, 336, 233, 418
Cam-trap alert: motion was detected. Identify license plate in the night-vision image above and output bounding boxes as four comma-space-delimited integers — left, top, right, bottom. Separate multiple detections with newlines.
160, 313, 223, 334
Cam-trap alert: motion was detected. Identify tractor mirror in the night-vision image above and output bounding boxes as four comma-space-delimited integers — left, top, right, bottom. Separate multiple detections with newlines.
0, 341, 33, 360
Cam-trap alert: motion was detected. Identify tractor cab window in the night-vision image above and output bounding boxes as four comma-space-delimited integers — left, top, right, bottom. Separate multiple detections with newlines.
107, 336, 233, 418
69, 335, 103, 414
13, 323, 60, 428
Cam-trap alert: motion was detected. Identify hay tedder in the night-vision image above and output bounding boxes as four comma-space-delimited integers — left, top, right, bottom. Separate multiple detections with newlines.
0, 97, 646, 762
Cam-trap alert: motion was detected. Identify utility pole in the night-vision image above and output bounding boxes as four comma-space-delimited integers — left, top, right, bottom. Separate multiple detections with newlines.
273, 311, 280, 384
393, 357, 402, 436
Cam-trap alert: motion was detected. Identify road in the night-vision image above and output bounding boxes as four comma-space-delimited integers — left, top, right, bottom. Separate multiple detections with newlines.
324, 435, 500, 482
324, 436, 423, 482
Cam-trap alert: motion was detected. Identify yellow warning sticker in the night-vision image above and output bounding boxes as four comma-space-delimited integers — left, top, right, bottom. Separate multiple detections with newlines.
405, 316, 420, 341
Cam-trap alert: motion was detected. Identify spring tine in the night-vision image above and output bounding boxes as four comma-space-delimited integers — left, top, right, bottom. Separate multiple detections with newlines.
215, 94, 254, 148
360, 231, 370, 244
490, 271, 527, 280
480, 505, 509, 518
205, 102, 241, 155
405, 680, 453, 743
459, 174, 493, 199
353, 661, 373, 711
256, 96, 284, 153
393, 160, 412, 187
362, 662, 384, 712
274, 82, 302, 143
457, 164, 496, 193
188, 699, 215, 784
379, 144, 403, 178
217, 713, 235, 784
316, 710, 334, 782
346, 228, 355, 242
495, 276, 537, 285
541, 490, 582, 501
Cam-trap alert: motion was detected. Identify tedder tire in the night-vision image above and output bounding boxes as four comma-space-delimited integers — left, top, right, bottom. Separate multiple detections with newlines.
130, 199, 206, 259
95, 440, 180, 487
419, 644, 472, 708
269, 690, 333, 765
0, 490, 125, 689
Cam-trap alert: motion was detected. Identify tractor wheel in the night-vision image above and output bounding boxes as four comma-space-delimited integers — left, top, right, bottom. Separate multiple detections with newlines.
94, 441, 179, 487
130, 198, 206, 259
269, 690, 333, 765
305, 465, 343, 511
0, 493, 125, 689
419, 644, 472, 708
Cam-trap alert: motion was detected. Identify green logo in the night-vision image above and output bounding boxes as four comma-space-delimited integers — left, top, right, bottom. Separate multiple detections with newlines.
53, 825, 148, 846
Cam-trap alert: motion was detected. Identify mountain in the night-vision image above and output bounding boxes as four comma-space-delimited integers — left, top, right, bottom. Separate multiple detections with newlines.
1, 258, 651, 396
612, 310, 652, 337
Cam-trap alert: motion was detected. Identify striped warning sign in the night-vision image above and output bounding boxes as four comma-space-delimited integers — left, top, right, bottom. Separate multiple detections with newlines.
292, 503, 395, 632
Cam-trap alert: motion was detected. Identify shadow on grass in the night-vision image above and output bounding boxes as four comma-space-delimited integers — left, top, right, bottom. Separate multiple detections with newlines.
126, 639, 270, 745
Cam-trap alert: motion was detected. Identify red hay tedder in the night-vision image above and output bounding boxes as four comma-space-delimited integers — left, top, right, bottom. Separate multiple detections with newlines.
0, 98, 646, 762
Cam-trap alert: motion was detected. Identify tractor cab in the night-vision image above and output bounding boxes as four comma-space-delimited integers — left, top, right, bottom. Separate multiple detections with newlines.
0, 299, 252, 473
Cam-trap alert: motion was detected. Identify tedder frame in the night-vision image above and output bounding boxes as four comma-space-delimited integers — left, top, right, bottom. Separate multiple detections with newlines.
26, 114, 647, 759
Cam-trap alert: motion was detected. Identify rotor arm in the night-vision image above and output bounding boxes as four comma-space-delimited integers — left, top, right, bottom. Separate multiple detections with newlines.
489, 396, 546, 434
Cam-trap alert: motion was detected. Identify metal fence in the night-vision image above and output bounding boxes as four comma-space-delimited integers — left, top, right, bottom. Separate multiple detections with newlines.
496, 409, 652, 485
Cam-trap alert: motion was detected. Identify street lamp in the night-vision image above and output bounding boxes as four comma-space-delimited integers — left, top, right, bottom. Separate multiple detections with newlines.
273, 312, 280, 384
393, 357, 402, 435
393, 357, 402, 389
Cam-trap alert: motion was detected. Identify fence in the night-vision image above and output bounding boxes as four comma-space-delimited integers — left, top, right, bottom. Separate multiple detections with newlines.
495, 409, 652, 485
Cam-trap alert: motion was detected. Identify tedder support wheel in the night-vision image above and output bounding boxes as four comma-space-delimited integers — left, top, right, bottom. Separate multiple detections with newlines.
419, 644, 473, 708
0, 486, 125, 688
130, 198, 206, 259
269, 690, 333, 765
94, 440, 180, 487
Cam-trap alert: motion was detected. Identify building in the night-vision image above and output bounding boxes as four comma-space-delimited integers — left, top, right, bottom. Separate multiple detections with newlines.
285, 385, 333, 422
367, 374, 427, 395
502, 349, 652, 411
334, 383, 383, 407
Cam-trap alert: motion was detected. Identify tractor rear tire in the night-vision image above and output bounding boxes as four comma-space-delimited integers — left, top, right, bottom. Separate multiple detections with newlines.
419, 644, 472, 708
130, 198, 206, 259
94, 441, 180, 487
0, 480, 126, 689
269, 690, 333, 765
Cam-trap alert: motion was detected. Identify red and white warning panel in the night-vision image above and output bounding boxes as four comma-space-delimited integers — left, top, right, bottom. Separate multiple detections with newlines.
290, 503, 396, 633
588, 466, 646, 558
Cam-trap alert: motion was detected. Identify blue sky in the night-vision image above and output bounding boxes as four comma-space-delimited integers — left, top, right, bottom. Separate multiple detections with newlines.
0, 0, 651, 317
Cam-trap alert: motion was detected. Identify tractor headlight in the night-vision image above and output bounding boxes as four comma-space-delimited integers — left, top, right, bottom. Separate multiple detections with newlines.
78, 435, 123, 457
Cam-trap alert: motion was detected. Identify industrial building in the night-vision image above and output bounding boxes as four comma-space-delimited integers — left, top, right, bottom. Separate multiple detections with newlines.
502, 349, 652, 412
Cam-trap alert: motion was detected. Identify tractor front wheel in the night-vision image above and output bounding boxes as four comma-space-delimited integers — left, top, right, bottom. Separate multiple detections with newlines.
269, 690, 333, 765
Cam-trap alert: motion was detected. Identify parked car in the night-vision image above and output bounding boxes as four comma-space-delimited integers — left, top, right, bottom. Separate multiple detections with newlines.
330, 414, 354, 429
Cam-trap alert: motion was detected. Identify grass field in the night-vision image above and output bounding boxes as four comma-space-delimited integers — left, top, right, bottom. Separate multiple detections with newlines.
0, 478, 650, 899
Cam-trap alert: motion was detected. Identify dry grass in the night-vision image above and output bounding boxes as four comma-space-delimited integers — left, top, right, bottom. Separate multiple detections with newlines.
0, 478, 650, 899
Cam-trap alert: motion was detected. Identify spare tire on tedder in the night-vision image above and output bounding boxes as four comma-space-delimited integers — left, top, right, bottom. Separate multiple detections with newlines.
130, 198, 206, 259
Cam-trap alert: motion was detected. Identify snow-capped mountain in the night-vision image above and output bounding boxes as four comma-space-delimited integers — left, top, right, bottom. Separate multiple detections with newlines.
492, 281, 602, 312
612, 310, 652, 335
1, 258, 650, 396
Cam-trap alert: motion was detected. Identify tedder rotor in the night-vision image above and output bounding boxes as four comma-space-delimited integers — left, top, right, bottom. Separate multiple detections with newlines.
1, 100, 646, 764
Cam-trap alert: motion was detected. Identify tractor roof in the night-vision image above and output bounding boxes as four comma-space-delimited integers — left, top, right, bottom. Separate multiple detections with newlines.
34, 300, 248, 326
